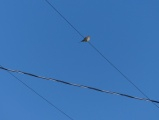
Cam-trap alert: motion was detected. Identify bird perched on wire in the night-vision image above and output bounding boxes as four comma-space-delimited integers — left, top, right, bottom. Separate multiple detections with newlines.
81, 36, 90, 42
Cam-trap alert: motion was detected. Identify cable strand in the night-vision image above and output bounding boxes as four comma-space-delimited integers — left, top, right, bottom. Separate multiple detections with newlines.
0, 66, 159, 104
88, 42, 159, 108
0, 65, 75, 120
45, 0, 84, 38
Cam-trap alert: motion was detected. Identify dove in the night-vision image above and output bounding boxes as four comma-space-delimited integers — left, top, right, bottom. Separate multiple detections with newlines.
81, 36, 90, 42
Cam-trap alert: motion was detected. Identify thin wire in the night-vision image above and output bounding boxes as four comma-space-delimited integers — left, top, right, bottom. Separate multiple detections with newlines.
88, 42, 149, 95
45, 0, 84, 38
0, 65, 74, 120
43, 0, 159, 108
0, 66, 159, 104
88, 42, 159, 108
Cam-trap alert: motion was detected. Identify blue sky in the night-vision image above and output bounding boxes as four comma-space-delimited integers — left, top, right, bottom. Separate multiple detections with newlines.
0, 0, 159, 119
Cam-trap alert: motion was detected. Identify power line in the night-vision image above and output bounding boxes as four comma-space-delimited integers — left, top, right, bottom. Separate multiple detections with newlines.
45, 0, 84, 38
43, 0, 159, 108
0, 66, 159, 104
0, 65, 74, 120
87, 42, 159, 108
88, 42, 151, 97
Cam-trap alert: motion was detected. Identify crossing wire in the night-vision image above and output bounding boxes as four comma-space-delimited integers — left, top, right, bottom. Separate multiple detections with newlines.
0, 65, 74, 120
0, 66, 159, 104
44, 0, 159, 108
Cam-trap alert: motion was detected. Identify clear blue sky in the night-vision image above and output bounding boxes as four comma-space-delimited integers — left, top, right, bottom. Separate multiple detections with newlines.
0, 0, 159, 119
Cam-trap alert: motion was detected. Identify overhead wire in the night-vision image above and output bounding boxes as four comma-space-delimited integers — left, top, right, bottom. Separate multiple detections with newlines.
45, 0, 84, 38
88, 42, 159, 109
0, 65, 74, 120
44, 0, 159, 108
88, 42, 154, 101
0, 66, 159, 104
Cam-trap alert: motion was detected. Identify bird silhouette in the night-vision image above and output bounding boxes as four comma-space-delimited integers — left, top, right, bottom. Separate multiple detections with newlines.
81, 36, 90, 42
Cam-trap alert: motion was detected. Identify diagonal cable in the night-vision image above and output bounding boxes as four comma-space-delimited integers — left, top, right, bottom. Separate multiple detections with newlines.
0, 66, 159, 104
0, 65, 74, 120
88, 41, 159, 108
45, 0, 84, 38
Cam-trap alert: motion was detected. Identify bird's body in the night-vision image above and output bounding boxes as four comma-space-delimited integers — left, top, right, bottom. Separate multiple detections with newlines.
81, 36, 90, 42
